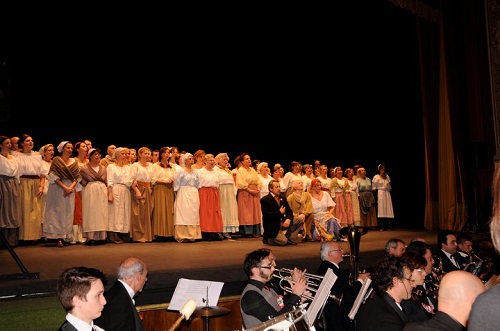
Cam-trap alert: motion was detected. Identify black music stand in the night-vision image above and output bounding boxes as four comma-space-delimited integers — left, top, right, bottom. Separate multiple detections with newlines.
0, 232, 39, 281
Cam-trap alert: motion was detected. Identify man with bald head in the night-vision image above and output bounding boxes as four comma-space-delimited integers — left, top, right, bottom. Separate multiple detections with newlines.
404, 270, 485, 330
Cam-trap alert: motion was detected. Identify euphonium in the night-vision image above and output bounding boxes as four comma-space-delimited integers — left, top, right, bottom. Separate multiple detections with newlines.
272, 268, 342, 305
314, 221, 334, 242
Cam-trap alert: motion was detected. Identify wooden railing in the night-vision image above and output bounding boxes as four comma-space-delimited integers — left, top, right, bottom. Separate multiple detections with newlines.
138, 295, 243, 331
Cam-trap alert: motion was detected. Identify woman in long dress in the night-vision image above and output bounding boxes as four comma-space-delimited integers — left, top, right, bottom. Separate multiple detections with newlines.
80, 148, 108, 245
372, 163, 395, 230
0, 136, 21, 247
215, 152, 239, 238
235, 152, 262, 237
106, 147, 133, 243
151, 146, 176, 240
173, 152, 201, 243
13, 134, 46, 244
43, 141, 81, 247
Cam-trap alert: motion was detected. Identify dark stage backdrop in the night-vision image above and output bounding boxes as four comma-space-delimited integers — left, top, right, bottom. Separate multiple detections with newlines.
0, 1, 426, 227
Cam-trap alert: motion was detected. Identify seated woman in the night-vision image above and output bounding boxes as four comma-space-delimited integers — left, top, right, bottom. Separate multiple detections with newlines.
309, 179, 345, 242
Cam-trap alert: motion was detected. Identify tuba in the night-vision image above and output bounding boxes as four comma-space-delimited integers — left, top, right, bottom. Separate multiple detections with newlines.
340, 225, 368, 284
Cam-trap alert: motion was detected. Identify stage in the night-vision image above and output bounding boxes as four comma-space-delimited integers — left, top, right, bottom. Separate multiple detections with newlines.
0, 228, 487, 306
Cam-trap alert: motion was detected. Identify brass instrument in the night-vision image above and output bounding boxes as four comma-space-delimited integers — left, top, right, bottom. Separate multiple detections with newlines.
314, 221, 334, 242
272, 268, 342, 305
339, 225, 368, 284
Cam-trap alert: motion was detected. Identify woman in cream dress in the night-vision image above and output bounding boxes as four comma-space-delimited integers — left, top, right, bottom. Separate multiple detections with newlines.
106, 147, 133, 243
173, 153, 201, 243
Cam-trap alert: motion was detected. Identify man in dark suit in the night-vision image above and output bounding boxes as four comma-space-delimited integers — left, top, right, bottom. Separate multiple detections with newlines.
56, 266, 106, 331
316, 241, 371, 331
435, 230, 466, 273
95, 256, 148, 331
261, 179, 303, 245
355, 256, 415, 331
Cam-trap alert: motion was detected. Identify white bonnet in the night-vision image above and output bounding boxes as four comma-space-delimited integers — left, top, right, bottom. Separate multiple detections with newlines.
57, 141, 69, 153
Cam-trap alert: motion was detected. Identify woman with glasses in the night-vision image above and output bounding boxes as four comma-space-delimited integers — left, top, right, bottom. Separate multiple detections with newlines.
401, 252, 431, 322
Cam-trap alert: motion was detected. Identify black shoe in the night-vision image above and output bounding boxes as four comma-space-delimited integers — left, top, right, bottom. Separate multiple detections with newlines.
262, 238, 268, 244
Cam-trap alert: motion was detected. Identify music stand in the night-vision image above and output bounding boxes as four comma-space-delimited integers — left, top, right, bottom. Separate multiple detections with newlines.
0, 232, 39, 281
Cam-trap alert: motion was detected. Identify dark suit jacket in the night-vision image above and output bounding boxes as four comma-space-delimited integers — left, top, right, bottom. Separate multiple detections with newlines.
95, 281, 143, 331
403, 311, 465, 331
261, 193, 293, 240
435, 250, 462, 273
316, 260, 362, 331
356, 292, 409, 331
58, 321, 78, 331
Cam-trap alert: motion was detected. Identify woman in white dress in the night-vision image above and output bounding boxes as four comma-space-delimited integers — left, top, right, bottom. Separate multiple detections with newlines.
106, 147, 133, 243
173, 153, 201, 243
215, 152, 239, 239
309, 178, 344, 241
372, 163, 395, 230
43, 141, 81, 247
80, 148, 108, 245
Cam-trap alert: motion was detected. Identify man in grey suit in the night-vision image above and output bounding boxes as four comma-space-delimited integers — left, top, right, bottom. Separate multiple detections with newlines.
56, 266, 107, 331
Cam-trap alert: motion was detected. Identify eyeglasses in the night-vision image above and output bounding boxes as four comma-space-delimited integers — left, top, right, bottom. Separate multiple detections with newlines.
259, 266, 273, 269
329, 247, 343, 252
403, 277, 415, 283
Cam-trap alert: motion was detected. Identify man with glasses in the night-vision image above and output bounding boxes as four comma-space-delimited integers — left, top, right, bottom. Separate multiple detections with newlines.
316, 242, 371, 331
240, 248, 309, 330
356, 256, 416, 331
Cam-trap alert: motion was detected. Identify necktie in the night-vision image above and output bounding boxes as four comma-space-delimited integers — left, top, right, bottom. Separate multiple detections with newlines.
451, 254, 460, 268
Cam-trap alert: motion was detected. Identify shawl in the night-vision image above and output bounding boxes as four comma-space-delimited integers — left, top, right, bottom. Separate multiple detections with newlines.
50, 156, 81, 182
80, 163, 107, 187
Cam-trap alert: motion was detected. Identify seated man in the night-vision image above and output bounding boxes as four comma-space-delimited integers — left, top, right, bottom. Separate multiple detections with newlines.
355, 256, 416, 331
240, 248, 309, 329
261, 179, 303, 245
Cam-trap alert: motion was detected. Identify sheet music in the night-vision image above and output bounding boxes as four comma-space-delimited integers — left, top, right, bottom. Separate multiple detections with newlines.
306, 268, 337, 326
348, 278, 372, 320
168, 278, 224, 311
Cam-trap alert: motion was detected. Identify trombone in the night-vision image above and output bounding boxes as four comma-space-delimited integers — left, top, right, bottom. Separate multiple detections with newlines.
272, 268, 342, 305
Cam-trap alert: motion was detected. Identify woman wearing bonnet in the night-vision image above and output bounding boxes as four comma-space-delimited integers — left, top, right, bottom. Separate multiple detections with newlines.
43, 141, 81, 247
173, 152, 201, 243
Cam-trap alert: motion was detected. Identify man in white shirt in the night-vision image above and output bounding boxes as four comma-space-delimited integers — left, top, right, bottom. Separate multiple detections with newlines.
56, 266, 106, 331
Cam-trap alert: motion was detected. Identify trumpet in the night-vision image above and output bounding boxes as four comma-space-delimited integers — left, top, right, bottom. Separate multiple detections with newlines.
272, 268, 342, 305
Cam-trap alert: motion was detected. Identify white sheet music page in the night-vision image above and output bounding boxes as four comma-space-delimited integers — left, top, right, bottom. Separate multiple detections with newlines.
348, 278, 372, 320
168, 278, 224, 311
306, 268, 337, 326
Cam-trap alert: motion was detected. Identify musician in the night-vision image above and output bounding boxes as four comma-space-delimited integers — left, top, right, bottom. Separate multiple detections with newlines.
404, 241, 438, 317
456, 232, 474, 261
240, 248, 310, 330
435, 230, 466, 273
355, 256, 415, 331
261, 180, 303, 245
385, 238, 406, 257
401, 252, 430, 322
316, 241, 370, 331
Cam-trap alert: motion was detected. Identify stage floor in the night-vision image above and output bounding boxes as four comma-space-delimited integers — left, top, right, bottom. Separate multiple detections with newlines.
0, 228, 487, 305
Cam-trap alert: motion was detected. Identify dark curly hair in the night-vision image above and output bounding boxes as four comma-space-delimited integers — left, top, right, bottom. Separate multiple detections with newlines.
372, 256, 413, 292
243, 248, 272, 277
